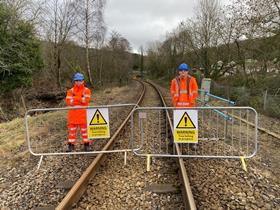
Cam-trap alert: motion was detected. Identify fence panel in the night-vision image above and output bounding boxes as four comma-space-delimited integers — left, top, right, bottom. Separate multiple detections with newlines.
25, 104, 136, 156
131, 107, 258, 159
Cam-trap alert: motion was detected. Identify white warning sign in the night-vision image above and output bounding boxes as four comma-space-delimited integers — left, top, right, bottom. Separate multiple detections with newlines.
173, 110, 198, 143
87, 108, 110, 139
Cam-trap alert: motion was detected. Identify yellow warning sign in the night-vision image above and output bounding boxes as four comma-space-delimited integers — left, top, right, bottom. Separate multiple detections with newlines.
90, 109, 107, 125
174, 129, 197, 143
176, 112, 196, 129
87, 108, 110, 139
173, 110, 198, 143
88, 126, 109, 139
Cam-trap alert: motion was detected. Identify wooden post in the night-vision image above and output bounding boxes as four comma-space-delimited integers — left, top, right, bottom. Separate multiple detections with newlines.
21, 94, 27, 113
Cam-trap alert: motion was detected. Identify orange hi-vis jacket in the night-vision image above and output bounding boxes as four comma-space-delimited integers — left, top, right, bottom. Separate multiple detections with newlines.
170, 74, 198, 107
65, 84, 92, 125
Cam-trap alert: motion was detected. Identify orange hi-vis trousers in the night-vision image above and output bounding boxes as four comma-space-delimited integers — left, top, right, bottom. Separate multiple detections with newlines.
67, 124, 92, 145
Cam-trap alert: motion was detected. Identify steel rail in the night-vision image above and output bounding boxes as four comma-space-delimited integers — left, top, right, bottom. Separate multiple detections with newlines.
56, 80, 145, 210
228, 113, 280, 140
146, 80, 197, 210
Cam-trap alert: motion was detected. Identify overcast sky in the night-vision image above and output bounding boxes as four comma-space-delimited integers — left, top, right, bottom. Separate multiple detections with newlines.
104, 0, 230, 53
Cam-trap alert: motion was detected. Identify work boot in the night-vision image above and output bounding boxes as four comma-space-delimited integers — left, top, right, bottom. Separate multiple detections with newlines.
66, 143, 74, 152
84, 143, 90, 152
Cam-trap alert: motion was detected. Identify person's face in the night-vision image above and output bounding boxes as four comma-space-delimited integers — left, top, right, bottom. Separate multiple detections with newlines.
74, 80, 84, 86
179, 70, 188, 77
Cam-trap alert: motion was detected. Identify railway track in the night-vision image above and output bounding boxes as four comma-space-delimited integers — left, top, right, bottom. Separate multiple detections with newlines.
56, 80, 196, 209
147, 81, 196, 210
1, 80, 278, 209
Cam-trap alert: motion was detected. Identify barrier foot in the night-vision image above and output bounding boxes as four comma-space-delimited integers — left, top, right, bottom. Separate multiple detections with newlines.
240, 156, 247, 172
124, 151, 127, 166
147, 154, 151, 172
37, 155, 44, 170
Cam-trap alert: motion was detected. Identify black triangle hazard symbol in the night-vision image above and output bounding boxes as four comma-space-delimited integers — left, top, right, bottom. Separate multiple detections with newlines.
176, 112, 196, 129
90, 109, 107, 125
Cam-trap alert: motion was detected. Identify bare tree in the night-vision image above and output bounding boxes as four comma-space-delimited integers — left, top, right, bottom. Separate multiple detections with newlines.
192, 0, 222, 77
40, 0, 77, 88
106, 31, 131, 81
146, 0, 245, 79
3, 0, 43, 24
140, 45, 144, 78
241, 0, 280, 35
146, 0, 279, 83
164, 0, 222, 77
229, 0, 280, 78
108, 31, 131, 52
75, 0, 106, 87
94, 2, 106, 85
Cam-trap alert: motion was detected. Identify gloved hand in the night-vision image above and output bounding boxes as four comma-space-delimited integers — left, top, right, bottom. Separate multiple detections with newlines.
72, 96, 83, 105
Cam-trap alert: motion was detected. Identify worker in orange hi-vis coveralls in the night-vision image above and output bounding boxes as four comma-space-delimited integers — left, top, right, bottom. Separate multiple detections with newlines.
65, 73, 92, 152
170, 63, 198, 108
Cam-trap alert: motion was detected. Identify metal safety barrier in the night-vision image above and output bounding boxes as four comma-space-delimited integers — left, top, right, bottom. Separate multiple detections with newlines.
131, 107, 258, 159
25, 104, 137, 157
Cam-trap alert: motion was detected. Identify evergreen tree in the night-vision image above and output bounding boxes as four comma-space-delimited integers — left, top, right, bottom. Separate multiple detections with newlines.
0, 3, 43, 93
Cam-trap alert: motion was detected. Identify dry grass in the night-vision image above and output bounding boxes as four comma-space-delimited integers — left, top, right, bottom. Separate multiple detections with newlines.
0, 118, 25, 158
0, 110, 68, 167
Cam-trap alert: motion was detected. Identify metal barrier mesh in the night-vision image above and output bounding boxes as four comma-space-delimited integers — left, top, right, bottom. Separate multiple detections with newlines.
25, 105, 136, 156
132, 107, 258, 158
27, 110, 68, 154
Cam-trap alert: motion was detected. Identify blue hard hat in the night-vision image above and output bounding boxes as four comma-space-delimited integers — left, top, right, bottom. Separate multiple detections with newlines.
73, 73, 84, 81
178, 63, 189, 71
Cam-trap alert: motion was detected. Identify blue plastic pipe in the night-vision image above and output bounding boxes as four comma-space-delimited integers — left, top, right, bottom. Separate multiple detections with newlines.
199, 89, 236, 105
197, 98, 232, 121
204, 104, 232, 121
